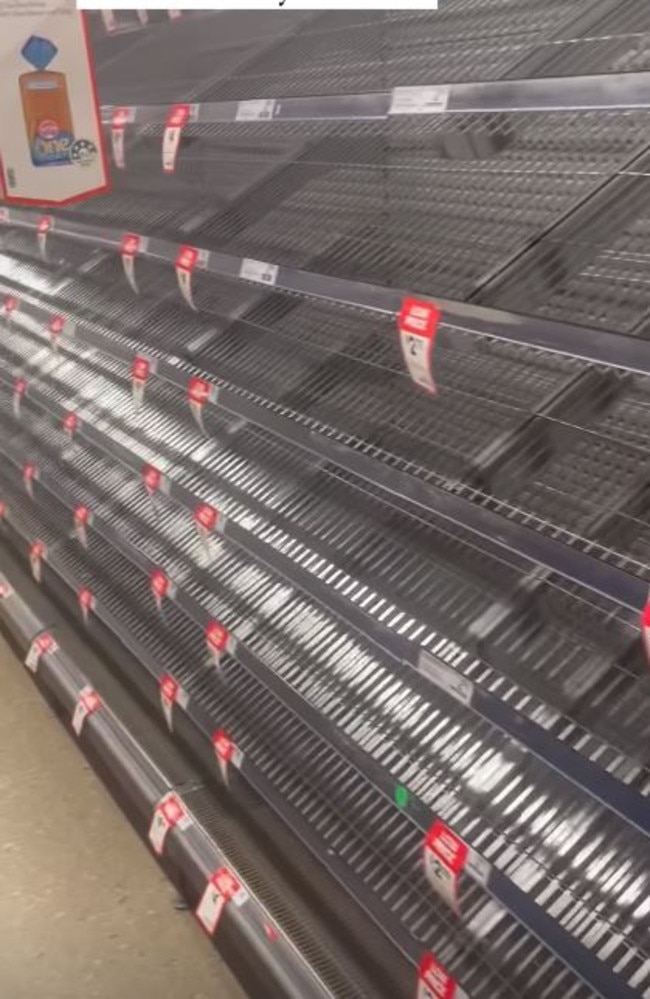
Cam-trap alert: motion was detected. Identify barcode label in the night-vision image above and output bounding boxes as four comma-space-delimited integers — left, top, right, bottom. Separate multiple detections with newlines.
389, 86, 451, 115
418, 651, 473, 706
466, 849, 491, 887
236, 99, 277, 122
239, 258, 279, 286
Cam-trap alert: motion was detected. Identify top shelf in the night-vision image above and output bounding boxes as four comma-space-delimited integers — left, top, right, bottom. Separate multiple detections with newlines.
100, 71, 650, 124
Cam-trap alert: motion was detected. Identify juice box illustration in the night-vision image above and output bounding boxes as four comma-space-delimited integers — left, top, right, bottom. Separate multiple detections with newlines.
19, 35, 75, 166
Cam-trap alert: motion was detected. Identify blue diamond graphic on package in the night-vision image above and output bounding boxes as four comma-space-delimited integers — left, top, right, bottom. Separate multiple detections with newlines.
21, 35, 58, 71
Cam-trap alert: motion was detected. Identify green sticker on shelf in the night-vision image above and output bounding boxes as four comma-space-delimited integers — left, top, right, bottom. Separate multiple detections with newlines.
395, 785, 409, 809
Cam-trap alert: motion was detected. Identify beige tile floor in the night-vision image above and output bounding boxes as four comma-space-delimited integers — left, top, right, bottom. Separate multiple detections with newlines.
0, 632, 246, 999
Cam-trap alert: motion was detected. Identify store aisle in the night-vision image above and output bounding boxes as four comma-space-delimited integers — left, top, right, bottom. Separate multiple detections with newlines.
0, 630, 246, 999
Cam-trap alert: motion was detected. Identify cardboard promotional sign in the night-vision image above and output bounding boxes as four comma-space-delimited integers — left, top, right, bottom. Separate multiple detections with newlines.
0, 2, 109, 206
398, 298, 441, 393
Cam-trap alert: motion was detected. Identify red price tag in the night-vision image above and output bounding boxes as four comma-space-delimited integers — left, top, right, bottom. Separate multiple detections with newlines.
212, 728, 243, 786
195, 503, 218, 533
418, 953, 463, 999
74, 505, 92, 548
77, 587, 95, 625
49, 315, 65, 347
423, 821, 468, 913
142, 464, 168, 498
163, 104, 191, 174
72, 685, 101, 736
23, 462, 37, 498
37, 216, 52, 258
121, 233, 147, 293
25, 631, 58, 673
63, 412, 78, 439
187, 376, 215, 429
29, 541, 46, 582
150, 569, 176, 613
148, 792, 191, 856
175, 245, 208, 310
111, 107, 132, 169
131, 355, 151, 408
398, 298, 441, 393
13, 377, 26, 419
195, 867, 248, 936
205, 620, 233, 668
159, 673, 188, 731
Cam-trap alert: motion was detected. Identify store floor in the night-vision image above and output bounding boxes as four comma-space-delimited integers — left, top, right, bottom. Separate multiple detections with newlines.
0, 631, 246, 999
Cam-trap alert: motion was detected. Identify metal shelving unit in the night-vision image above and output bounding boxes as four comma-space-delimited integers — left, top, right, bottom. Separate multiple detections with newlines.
4, 5, 650, 998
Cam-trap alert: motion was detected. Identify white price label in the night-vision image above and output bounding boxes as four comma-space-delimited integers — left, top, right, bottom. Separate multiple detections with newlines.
466, 849, 491, 888
389, 86, 451, 116
239, 258, 278, 287
235, 99, 277, 122
196, 884, 225, 936
418, 651, 473, 706
424, 850, 458, 910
